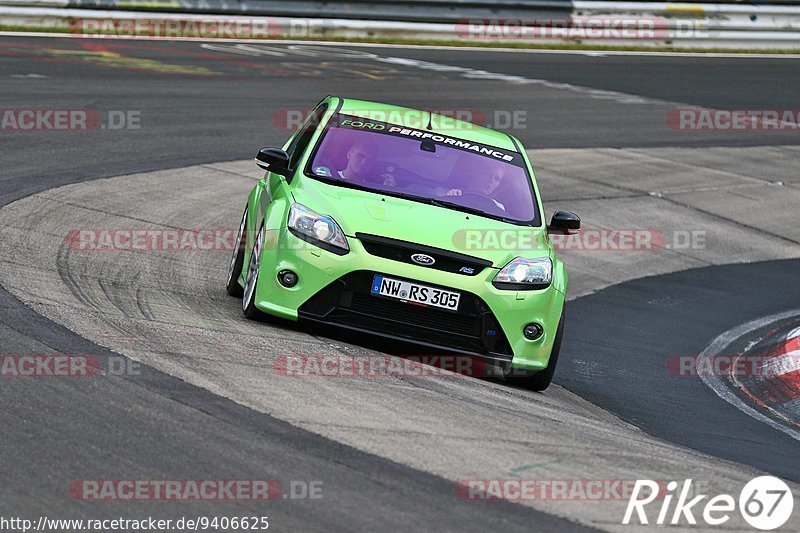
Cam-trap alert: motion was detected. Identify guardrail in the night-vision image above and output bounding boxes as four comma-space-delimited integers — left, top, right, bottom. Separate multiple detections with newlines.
66, 0, 575, 22
2, 0, 800, 49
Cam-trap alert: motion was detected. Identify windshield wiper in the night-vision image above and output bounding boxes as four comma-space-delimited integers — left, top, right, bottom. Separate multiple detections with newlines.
428, 198, 519, 224
386, 193, 521, 224
381, 190, 437, 205
311, 178, 437, 206
312, 177, 524, 224
428, 198, 486, 216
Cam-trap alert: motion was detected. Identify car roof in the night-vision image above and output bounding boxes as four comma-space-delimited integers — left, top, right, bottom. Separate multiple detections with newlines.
333, 97, 519, 152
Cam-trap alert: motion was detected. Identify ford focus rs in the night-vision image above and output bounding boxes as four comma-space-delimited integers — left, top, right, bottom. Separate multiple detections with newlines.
226, 96, 580, 390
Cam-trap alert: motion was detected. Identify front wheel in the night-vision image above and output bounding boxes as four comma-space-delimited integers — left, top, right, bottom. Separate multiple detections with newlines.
242, 224, 267, 320
225, 206, 248, 297
504, 309, 565, 392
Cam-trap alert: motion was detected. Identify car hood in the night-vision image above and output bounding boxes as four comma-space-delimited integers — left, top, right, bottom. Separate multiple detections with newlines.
292, 178, 550, 268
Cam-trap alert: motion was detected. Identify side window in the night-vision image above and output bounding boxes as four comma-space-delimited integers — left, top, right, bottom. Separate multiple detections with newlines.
287, 104, 328, 170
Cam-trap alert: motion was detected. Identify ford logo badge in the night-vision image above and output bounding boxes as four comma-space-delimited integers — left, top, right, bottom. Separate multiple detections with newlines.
411, 253, 435, 266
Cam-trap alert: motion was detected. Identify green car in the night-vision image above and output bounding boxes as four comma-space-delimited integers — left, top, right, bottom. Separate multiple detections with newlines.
226, 96, 580, 390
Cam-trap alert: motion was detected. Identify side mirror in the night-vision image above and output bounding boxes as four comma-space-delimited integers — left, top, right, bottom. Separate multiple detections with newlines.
548, 210, 580, 235
255, 147, 291, 176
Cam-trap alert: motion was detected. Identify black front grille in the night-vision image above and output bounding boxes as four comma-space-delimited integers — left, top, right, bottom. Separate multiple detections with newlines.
356, 233, 492, 277
298, 271, 513, 359
349, 293, 477, 336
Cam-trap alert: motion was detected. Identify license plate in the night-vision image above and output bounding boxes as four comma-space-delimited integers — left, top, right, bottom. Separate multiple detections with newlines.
371, 275, 460, 312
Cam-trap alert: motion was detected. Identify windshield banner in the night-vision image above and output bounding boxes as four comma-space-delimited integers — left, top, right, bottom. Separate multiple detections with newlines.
333, 114, 524, 167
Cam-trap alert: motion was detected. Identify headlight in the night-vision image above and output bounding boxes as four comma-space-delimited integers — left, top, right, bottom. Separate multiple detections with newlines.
493, 257, 552, 290
288, 203, 349, 255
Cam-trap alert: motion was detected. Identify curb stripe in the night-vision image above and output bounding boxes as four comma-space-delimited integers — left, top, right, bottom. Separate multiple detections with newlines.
697, 309, 800, 442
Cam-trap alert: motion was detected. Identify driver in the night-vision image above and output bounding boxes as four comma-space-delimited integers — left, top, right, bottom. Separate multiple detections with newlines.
338, 140, 396, 188
443, 163, 506, 212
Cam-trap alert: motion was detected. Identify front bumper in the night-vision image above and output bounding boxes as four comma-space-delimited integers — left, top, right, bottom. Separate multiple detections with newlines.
252, 229, 565, 371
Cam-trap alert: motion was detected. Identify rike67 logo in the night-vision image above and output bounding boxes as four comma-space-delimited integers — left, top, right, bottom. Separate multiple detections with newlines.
624, 477, 794, 530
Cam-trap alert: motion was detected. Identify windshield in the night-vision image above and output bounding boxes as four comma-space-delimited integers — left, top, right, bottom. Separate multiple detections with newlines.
306, 114, 538, 224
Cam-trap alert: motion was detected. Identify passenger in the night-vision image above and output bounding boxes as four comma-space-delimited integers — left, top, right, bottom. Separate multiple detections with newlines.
338, 139, 396, 188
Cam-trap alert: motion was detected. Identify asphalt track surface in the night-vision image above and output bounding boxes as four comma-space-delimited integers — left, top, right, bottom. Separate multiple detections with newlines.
1, 35, 800, 530
560, 259, 800, 481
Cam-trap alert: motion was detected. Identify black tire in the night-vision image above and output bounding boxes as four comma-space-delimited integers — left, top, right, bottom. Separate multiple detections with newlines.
242, 224, 268, 321
504, 309, 565, 392
225, 207, 248, 297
